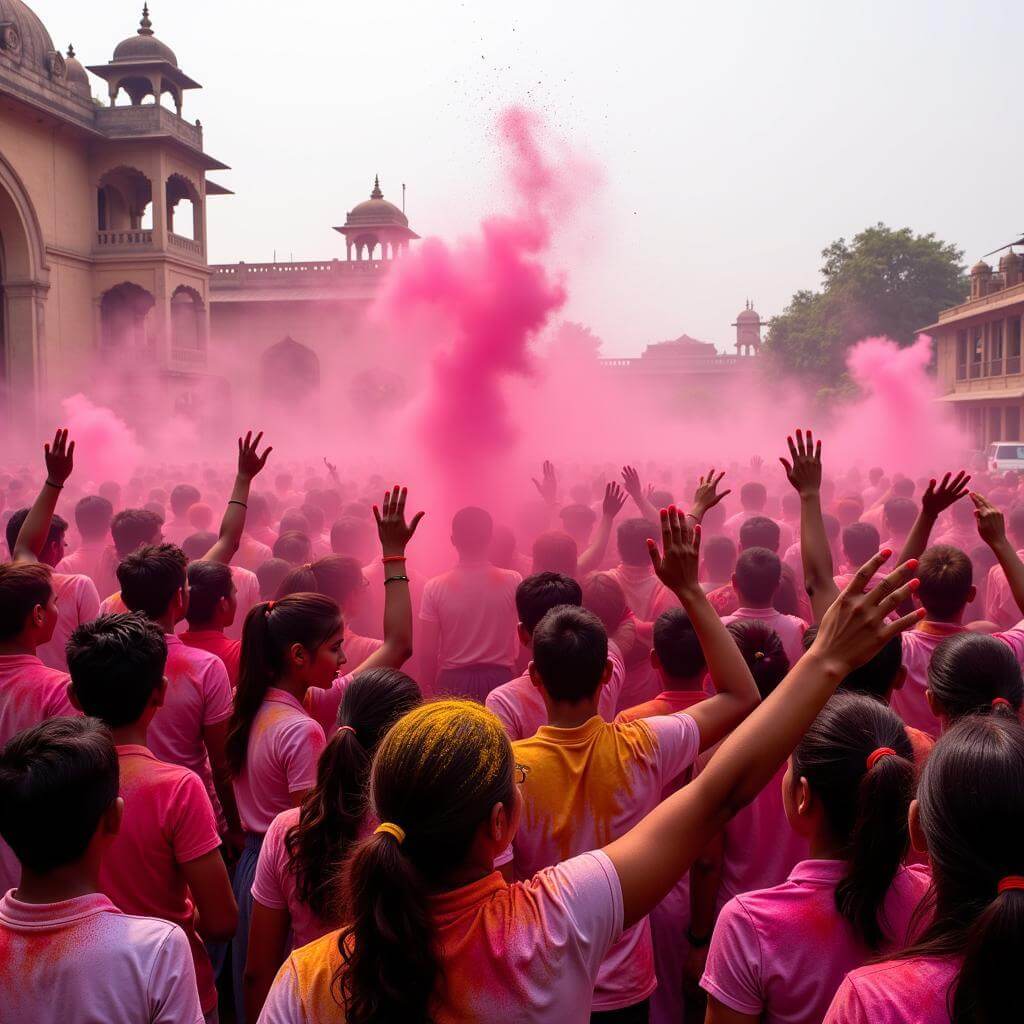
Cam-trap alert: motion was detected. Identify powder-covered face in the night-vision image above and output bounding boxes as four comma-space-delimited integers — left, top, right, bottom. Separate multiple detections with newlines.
308, 626, 346, 689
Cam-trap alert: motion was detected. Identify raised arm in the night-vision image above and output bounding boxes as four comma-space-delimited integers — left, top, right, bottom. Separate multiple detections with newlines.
972, 492, 1024, 619
347, 486, 422, 674
203, 431, 273, 565
621, 465, 659, 524
604, 542, 922, 929
13, 429, 75, 564
896, 471, 971, 567
687, 467, 731, 526
578, 483, 626, 575
781, 428, 838, 622
647, 507, 759, 752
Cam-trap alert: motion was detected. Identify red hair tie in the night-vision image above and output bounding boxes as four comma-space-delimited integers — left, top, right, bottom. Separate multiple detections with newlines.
998, 876, 1024, 894
992, 697, 1013, 711
866, 747, 898, 771
266, 601, 275, 613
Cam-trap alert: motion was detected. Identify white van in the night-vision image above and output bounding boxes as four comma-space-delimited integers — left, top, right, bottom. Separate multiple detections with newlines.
988, 442, 1024, 472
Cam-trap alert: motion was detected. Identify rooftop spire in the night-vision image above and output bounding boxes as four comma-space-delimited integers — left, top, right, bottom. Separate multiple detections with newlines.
139, 4, 153, 36
67, 43, 75, 58
370, 175, 383, 199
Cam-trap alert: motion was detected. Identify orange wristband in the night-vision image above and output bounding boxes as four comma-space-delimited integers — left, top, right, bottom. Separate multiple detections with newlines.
382, 555, 407, 564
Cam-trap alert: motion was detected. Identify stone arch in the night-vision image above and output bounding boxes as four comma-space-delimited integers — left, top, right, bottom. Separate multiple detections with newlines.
100, 282, 156, 353
97, 166, 153, 232
170, 285, 205, 351
166, 173, 201, 241
260, 336, 320, 406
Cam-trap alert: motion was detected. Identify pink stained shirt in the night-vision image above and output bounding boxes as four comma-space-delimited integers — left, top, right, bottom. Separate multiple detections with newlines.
226, 564, 260, 642
0, 890, 203, 1024
57, 540, 118, 602
892, 620, 1024, 736
716, 762, 810, 912
99, 745, 222, 1014
703, 860, 931, 1024
179, 629, 241, 686
0, 654, 78, 892
259, 850, 623, 1024
252, 806, 354, 951
722, 606, 807, 667
233, 688, 326, 835
235, 534, 273, 572
420, 563, 522, 671
147, 635, 233, 802
822, 954, 960, 1024
99, 590, 128, 616
606, 563, 677, 622
302, 634, 381, 734
512, 713, 701, 1011
986, 553, 1024, 629
486, 640, 626, 741
36, 572, 100, 672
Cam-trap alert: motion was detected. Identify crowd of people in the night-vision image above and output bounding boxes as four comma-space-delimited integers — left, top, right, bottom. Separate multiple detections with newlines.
1, 424, 1023, 1023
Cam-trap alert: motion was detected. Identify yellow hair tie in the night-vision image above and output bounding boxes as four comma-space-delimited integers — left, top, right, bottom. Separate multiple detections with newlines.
374, 822, 406, 845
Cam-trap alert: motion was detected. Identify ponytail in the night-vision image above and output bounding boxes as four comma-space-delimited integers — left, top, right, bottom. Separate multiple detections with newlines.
893, 715, 1024, 1023
725, 619, 789, 699
928, 632, 1023, 725
335, 700, 515, 1023
285, 668, 421, 919
225, 593, 341, 776
792, 691, 914, 949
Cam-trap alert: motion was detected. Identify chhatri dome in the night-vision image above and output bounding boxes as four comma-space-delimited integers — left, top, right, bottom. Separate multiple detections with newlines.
733, 300, 764, 357
0, 0, 59, 75
346, 176, 411, 228
63, 44, 90, 96
334, 177, 420, 261
111, 4, 177, 66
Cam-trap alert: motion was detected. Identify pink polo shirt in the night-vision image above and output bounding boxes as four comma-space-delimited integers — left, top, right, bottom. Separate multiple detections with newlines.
57, 541, 118, 605
233, 688, 326, 835
37, 572, 100, 672
259, 851, 623, 1024
513, 713, 701, 1011
226, 564, 260, 642
722, 606, 807, 666
485, 640, 626, 740
99, 590, 128, 616
252, 806, 350, 951
0, 890, 203, 1024
823, 955, 960, 1023
986, 554, 1024, 629
420, 563, 521, 671
606, 564, 677, 622
179, 629, 241, 686
235, 534, 273, 572
147, 636, 233, 799
99, 745, 222, 1014
703, 860, 931, 1024
893, 620, 1024, 736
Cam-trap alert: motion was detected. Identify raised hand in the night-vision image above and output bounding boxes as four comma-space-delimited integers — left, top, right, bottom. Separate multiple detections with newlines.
374, 485, 425, 557
602, 481, 627, 519
749, 454, 764, 475
621, 464, 643, 499
323, 456, 338, 475
44, 428, 75, 486
237, 431, 272, 480
811, 550, 922, 675
971, 491, 1006, 548
691, 467, 731, 521
532, 461, 558, 506
647, 505, 701, 596
779, 428, 822, 497
921, 471, 971, 518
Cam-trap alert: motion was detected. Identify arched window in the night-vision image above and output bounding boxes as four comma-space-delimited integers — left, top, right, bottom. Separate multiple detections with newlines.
97, 167, 153, 233
100, 283, 156, 352
166, 174, 201, 242
170, 286, 205, 351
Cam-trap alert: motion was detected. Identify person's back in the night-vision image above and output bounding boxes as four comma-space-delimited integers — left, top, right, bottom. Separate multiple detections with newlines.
56, 494, 116, 596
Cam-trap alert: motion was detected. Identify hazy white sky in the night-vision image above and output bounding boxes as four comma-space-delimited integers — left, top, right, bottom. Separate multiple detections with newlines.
39, 0, 1024, 354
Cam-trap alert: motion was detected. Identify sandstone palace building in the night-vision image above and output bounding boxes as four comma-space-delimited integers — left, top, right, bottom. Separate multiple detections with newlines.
0, 1, 759, 433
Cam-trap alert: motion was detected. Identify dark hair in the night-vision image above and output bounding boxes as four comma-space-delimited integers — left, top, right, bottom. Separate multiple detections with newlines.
516, 572, 582, 635
225, 593, 342, 775
277, 556, 367, 608
331, 516, 374, 557
74, 495, 113, 542
927, 632, 1024, 723
531, 531, 578, 577
917, 545, 973, 621
186, 560, 234, 626
337, 700, 514, 1023
451, 507, 493, 556
280, 510, 311, 536
256, 557, 292, 601
180, 532, 217, 562
883, 496, 918, 533
301, 503, 325, 535
792, 692, 915, 949
822, 512, 841, 542
0, 562, 52, 641
726, 619, 789, 698
67, 613, 168, 728
169, 483, 201, 517
653, 607, 705, 681
734, 547, 782, 606
739, 481, 767, 511
892, 477, 915, 499
580, 572, 627, 634
273, 530, 312, 565
739, 516, 780, 553
117, 543, 188, 620
617, 517, 657, 567
559, 503, 596, 531
703, 535, 737, 580
110, 508, 163, 558
5, 508, 68, 559
532, 605, 608, 702
895, 716, 1024, 1022
286, 668, 422, 920
0, 717, 119, 872
843, 522, 881, 566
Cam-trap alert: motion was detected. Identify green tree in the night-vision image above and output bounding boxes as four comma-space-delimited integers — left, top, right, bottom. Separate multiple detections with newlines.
765, 223, 967, 381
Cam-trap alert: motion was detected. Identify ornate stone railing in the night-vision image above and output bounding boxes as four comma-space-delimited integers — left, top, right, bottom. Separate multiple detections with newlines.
210, 259, 388, 286
601, 355, 751, 372
96, 229, 153, 248
94, 104, 203, 149
169, 233, 203, 257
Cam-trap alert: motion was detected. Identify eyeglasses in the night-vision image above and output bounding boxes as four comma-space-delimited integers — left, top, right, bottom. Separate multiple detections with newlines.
514, 763, 531, 786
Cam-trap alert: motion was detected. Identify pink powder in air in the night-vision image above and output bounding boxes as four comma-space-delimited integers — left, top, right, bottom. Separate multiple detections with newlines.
60, 393, 142, 485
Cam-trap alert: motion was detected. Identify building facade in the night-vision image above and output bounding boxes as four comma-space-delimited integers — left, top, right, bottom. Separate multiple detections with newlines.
928, 252, 1024, 449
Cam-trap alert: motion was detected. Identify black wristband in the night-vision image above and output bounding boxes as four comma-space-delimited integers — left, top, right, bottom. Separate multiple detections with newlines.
228, 500, 247, 509
384, 575, 410, 584
45, 479, 63, 490
686, 928, 711, 948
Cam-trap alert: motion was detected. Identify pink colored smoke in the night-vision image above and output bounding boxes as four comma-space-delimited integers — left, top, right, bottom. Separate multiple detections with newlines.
59, 393, 142, 486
